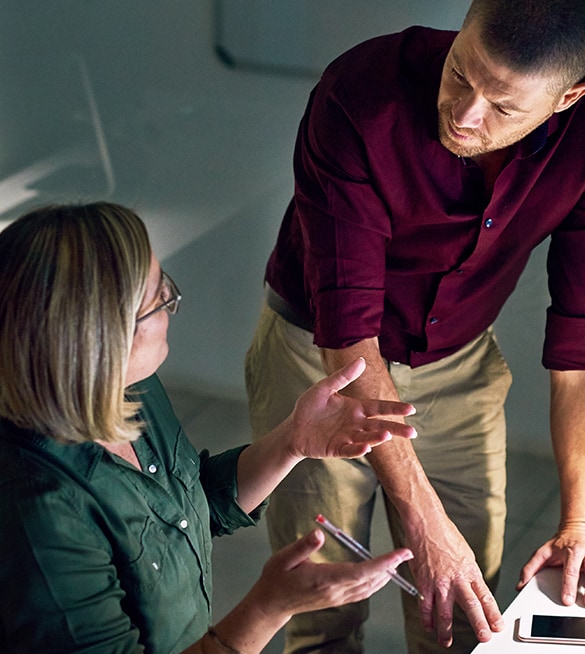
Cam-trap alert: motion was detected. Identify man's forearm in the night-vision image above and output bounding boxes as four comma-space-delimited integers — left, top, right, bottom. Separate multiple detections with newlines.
320, 339, 448, 531
550, 369, 585, 525
322, 338, 504, 644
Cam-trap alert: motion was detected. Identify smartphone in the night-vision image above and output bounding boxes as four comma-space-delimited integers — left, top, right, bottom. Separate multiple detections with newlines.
517, 614, 585, 644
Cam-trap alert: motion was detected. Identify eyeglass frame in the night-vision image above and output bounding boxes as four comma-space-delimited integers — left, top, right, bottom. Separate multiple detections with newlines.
135, 271, 182, 324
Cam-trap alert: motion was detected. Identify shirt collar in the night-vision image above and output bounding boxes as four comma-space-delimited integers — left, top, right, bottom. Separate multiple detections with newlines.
518, 114, 559, 158
0, 417, 105, 480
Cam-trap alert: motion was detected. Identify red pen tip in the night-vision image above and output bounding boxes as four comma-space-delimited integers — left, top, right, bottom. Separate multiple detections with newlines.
315, 514, 325, 524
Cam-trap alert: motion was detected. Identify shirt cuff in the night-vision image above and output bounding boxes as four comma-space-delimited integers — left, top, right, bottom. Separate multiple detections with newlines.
543, 311, 585, 370
313, 287, 385, 349
201, 446, 268, 537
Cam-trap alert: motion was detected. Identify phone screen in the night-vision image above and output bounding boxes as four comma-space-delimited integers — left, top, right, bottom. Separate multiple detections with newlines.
531, 615, 585, 640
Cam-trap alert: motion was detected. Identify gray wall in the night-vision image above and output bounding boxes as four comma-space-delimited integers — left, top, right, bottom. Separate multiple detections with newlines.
0, 1, 553, 454
216, 0, 470, 75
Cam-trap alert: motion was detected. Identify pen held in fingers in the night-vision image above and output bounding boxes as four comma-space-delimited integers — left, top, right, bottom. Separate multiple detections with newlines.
315, 514, 424, 600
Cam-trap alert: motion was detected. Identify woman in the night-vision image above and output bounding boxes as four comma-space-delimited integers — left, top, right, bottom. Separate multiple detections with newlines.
0, 202, 417, 654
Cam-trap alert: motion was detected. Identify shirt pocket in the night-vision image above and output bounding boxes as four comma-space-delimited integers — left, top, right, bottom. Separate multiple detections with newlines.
120, 517, 169, 592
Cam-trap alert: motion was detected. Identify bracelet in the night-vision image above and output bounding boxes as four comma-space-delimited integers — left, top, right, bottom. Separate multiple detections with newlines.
205, 627, 242, 654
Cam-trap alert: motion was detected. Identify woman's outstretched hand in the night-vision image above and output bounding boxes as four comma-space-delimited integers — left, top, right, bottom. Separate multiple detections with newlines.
253, 528, 414, 616
199, 530, 415, 654
235, 358, 417, 514
287, 357, 417, 459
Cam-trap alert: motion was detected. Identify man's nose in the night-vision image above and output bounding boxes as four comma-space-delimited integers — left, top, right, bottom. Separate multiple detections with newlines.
451, 94, 485, 130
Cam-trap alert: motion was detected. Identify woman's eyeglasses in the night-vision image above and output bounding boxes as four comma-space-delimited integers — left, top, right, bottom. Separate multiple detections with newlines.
136, 271, 182, 324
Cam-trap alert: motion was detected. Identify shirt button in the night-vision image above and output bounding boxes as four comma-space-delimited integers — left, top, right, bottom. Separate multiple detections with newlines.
484, 217, 494, 228
180, 519, 189, 529
429, 316, 439, 325
148, 464, 157, 474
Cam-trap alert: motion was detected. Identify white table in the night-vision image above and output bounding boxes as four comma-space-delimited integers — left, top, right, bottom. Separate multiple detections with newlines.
472, 568, 585, 651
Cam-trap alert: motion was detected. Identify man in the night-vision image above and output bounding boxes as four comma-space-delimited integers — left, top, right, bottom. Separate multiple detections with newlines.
245, 1, 585, 652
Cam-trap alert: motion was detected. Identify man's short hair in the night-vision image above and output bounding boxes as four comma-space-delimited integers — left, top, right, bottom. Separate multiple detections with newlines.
465, 0, 585, 90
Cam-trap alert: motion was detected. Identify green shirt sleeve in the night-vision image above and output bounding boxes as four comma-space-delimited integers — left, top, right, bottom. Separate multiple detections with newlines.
199, 445, 268, 537
1, 466, 144, 653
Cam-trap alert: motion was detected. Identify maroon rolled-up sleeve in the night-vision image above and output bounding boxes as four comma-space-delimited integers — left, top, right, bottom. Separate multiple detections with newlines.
544, 197, 585, 370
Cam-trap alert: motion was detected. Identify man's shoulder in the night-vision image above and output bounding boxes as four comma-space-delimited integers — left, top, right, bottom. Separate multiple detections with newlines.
306, 26, 452, 129
315, 26, 454, 115
324, 26, 455, 82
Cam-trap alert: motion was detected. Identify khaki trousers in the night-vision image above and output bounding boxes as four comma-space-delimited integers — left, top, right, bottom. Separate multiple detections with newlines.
245, 301, 511, 654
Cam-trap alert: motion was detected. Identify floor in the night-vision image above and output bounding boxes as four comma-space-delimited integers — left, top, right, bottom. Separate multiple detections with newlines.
164, 383, 561, 653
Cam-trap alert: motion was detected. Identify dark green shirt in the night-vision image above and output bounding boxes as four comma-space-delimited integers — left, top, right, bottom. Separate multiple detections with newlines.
0, 374, 264, 653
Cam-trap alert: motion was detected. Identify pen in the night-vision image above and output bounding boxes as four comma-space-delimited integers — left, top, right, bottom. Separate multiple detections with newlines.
315, 514, 424, 601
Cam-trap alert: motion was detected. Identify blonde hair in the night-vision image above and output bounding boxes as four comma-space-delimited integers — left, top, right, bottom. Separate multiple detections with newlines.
0, 202, 151, 443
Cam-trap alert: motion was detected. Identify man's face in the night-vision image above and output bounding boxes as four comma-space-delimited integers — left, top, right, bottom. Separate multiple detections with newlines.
437, 20, 564, 158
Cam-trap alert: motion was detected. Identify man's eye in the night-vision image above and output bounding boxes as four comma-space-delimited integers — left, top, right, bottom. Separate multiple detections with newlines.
451, 68, 467, 84
160, 286, 170, 303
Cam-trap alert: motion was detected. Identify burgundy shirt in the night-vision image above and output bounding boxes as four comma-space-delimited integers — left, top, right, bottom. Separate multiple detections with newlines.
266, 27, 585, 369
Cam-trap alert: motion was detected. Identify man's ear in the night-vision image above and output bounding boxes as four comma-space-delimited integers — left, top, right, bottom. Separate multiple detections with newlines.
554, 81, 585, 113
